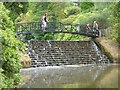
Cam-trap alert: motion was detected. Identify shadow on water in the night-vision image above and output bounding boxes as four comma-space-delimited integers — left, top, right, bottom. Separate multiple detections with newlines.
20, 64, 118, 88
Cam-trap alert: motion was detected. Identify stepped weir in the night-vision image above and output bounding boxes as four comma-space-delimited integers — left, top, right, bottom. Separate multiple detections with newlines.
26, 40, 111, 67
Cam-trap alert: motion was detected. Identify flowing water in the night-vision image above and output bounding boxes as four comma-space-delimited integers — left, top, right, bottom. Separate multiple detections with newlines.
20, 64, 118, 88
20, 41, 119, 88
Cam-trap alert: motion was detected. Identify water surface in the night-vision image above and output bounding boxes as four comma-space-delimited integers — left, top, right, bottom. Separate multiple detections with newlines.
20, 64, 118, 88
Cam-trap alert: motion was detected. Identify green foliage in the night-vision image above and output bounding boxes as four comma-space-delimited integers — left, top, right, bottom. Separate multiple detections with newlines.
108, 2, 120, 43
33, 33, 54, 40
3, 2, 29, 21
114, 1, 120, 19
64, 6, 81, 16
15, 12, 33, 23
0, 3, 25, 88
62, 15, 78, 24
80, 2, 94, 12
73, 3, 118, 30
115, 1, 120, 43
53, 33, 85, 41
0, 69, 6, 89
109, 23, 118, 41
73, 12, 95, 27
20, 33, 54, 41
43, 33, 54, 40
20, 2, 71, 22
74, 10, 112, 29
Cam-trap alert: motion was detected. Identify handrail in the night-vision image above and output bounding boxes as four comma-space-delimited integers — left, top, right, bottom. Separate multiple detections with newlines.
15, 22, 99, 38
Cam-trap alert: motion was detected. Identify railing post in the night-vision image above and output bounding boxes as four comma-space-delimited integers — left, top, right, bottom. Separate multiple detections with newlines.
77, 23, 80, 33
99, 29, 101, 38
60, 22, 63, 31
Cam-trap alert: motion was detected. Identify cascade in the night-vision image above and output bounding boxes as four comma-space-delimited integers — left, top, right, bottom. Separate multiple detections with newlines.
25, 40, 111, 67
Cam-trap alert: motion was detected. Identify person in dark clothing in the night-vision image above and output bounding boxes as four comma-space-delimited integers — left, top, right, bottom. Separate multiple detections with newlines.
93, 21, 99, 36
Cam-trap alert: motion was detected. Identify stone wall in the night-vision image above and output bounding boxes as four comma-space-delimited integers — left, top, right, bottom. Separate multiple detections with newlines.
94, 38, 119, 63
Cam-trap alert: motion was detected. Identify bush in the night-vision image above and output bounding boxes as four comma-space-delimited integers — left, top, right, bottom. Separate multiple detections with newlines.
0, 3, 25, 88
109, 23, 119, 41
0, 69, 6, 89
73, 10, 110, 30
62, 15, 78, 24
64, 6, 81, 16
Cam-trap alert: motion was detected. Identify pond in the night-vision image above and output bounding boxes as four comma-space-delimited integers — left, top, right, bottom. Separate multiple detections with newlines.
20, 64, 118, 88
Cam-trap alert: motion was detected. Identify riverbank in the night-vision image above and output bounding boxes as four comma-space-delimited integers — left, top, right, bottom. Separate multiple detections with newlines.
94, 37, 119, 63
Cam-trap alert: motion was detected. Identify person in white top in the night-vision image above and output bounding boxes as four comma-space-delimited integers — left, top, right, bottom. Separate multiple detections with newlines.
77, 23, 81, 33
41, 13, 47, 31
93, 21, 100, 36
93, 21, 98, 31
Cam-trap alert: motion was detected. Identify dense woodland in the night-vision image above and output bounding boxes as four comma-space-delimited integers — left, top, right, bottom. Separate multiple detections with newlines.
0, 1, 119, 88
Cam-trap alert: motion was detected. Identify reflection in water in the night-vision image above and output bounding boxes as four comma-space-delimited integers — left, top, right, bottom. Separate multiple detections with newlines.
20, 64, 118, 88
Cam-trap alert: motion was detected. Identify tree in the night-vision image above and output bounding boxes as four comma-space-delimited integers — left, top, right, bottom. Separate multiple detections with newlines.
3, 2, 28, 21
28, 2, 70, 22
80, 2, 94, 12
0, 3, 25, 88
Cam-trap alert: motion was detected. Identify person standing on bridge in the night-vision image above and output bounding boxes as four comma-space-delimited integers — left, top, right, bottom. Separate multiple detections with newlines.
93, 21, 99, 36
86, 24, 91, 33
93, 21, 98, 31
41, 13, 48, 31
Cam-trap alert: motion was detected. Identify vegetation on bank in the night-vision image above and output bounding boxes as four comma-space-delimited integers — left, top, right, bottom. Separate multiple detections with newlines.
0, 3, 25, 88
0, 1, 119, 88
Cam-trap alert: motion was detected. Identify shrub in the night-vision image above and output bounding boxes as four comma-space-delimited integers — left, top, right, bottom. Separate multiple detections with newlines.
109, 23, 119, 41
64, 6, 81, 16
0, 3, 25, 88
